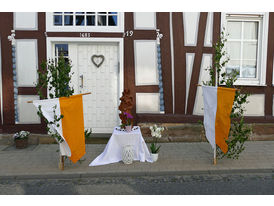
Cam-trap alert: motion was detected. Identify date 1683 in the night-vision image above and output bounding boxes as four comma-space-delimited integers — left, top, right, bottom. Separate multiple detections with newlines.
80, 33, 91, 38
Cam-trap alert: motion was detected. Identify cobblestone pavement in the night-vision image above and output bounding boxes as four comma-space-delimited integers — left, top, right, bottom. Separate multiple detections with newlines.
0, 173, 273, 195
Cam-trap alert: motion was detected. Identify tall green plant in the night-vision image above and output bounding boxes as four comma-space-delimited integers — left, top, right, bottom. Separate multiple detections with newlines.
36, 55, 74, 99
36, 55, 74, 143
202, 30, 252, 159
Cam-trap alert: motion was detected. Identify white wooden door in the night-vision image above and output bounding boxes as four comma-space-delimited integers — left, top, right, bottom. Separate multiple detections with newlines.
69, 43, 120, 133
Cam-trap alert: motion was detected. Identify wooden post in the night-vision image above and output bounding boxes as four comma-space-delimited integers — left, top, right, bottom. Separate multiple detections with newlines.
26, 92, 92, 103
59, 155, 64, 170
213, 148, 217, 165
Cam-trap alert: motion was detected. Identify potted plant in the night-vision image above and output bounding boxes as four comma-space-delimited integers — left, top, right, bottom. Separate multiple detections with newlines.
149, 124, 164, 162
123, 112, 133, 132
13, 131, 30, 149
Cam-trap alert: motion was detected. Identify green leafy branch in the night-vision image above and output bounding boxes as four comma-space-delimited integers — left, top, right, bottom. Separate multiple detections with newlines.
36, 55, 74, 143
202, 29, 252, 159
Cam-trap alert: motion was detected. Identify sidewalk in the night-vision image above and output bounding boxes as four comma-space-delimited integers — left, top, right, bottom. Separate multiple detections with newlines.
0, 141, 273, 179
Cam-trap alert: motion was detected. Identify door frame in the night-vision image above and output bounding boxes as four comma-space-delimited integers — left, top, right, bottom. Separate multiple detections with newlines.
47, 37, 124, 98
46, 37, 124, 131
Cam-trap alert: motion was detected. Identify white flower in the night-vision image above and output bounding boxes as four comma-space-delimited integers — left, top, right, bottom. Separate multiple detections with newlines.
150, 125, 164, 138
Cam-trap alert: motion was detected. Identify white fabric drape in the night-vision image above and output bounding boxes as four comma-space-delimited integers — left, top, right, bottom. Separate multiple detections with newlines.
33, 98, 71, 157
90, 126, 152, 166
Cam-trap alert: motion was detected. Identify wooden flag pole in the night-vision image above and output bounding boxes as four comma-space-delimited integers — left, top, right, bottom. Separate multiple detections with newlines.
213, 147, 217, 165
59, 155, 65, 170
196, 84, 240, 91
26, 92, 92, 103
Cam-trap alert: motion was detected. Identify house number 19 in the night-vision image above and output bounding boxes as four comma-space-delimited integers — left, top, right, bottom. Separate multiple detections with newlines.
123, 30, 134, 37
80, 33, 91, 38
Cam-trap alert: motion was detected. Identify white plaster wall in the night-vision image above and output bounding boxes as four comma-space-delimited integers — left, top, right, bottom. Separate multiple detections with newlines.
17, 95, 40, 124
134, 40, 158, 85
193, 54, 212, 115
16, 40, 38, 87
244, 94, 265, 116
14, 12, 37, 30
204, 12, 213, 47
183, 12, 200, 46
134, 12, 156, 29
185, 53, 195, 113
136, 93, 160, 113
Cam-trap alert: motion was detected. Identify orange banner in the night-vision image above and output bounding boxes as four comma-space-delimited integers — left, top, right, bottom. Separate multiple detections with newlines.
60, 94, 85, 163
215, 87, 236, 153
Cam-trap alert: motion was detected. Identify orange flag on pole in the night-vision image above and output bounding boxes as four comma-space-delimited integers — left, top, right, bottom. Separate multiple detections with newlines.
202, 86, 236, 153
33, 94, 86, 163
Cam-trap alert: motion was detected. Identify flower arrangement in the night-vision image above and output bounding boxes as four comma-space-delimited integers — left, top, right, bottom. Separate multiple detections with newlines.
13, 131, 30, 149
124, 112, 133, 126
13, 131, 30, 140
149, 124, 165, 154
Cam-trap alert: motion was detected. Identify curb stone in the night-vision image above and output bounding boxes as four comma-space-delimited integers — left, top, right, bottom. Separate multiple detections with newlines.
0, 168, 273, 181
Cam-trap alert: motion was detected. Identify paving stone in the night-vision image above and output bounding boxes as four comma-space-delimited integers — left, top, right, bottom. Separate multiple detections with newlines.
0, 142, 273, 178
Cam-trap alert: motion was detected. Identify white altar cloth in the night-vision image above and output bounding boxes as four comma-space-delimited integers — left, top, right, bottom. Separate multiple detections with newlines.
89, 126, 152, 166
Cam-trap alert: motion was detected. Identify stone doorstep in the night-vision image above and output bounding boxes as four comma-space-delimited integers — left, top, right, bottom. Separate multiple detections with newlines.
0, 123, 274, 145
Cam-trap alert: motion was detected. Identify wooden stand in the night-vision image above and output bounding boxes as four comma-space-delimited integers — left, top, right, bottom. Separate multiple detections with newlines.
213, 148, 217, 165
59, 156, 65, 170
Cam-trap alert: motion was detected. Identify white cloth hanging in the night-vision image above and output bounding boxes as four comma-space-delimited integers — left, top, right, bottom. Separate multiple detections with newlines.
90, 126, 153, 166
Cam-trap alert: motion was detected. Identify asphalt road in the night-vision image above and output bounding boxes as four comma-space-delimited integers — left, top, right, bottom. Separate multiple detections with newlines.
0, 173, 273, 195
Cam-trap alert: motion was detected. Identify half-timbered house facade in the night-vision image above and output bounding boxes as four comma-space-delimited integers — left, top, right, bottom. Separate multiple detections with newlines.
0, 12, 273, 134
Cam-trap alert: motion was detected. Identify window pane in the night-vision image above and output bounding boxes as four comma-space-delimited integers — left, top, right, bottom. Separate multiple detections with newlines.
64, 15, 73, 25
54, 15, 62, 25
243, 41, 257, 59
227, 21, 242, 39
241, 66, 256, 78
226, 60, 240, 75
109, 12, 117, 14
242, 60, 256, 78
98, 15, 106, 26
244, 22, 258, 39
76, 15, 85, 25
227, 41, 241, 59
87, 16, 95, 25
55, 44, 68, 56
108, 15, 117, 26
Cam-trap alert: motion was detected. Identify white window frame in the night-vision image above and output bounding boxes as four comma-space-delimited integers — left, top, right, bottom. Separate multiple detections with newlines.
221, 12, 269, 86
46, 12, 124, 33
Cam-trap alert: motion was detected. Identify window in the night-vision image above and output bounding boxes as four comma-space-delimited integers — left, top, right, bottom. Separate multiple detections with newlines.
222, 13, 269, 85
47, 12, 123, 32
54, 44, 69, 64
53, 12, 118, 27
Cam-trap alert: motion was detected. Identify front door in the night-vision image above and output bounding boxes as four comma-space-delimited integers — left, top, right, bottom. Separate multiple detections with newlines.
68, 42, 120, 133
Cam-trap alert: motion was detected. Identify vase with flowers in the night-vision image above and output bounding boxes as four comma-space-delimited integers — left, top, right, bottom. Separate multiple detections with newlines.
13, 131, 30, 149
123, 112, 133, 132
149, 124, 165, 162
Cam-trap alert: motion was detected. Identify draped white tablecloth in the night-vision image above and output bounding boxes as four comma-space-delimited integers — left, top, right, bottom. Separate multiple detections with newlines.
89, 126, 152, 166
